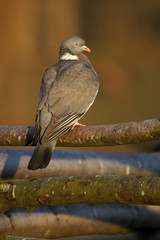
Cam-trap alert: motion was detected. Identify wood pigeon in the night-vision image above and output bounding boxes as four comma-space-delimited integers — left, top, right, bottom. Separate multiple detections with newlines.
28, 36, 99, 170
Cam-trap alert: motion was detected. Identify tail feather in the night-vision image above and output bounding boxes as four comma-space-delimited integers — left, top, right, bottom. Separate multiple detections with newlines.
28, 141, 56, 170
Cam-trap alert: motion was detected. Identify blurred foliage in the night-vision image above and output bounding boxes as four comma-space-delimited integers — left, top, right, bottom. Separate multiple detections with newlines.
0, 0, 160, 152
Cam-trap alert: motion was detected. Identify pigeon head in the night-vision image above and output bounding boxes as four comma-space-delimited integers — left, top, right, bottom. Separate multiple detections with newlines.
59, 36, 91, 60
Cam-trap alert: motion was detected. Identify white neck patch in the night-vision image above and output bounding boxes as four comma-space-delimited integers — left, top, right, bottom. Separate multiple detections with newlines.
60, 52, 78, 60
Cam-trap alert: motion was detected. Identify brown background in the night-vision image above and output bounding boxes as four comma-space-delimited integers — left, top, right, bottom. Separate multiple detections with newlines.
0, 2, 160, 239
0, 0, 160, 152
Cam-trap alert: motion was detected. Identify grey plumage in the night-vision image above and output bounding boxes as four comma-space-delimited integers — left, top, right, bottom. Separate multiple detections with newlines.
59, 36, 86, 57
28, 36, 99, 170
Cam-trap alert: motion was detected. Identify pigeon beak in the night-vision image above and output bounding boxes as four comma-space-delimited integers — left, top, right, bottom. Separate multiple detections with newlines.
82, 45, 91, 53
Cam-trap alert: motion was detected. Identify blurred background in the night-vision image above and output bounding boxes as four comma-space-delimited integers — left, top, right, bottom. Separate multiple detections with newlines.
0, 0, 160, 152
1, 2, 160, 240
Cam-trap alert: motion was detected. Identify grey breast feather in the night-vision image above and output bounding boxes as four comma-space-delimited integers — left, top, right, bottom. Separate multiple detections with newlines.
41, 61, 99, 144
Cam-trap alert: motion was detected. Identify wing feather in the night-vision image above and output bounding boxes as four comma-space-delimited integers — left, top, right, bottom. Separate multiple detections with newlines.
40, 61, 99, 144
41, 112, 83, 143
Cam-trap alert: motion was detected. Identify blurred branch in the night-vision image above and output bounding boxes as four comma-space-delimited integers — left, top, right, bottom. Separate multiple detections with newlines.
0, 117, 160, 147
0, 149, 160, 179
1, 204, 160, 238
0, 175, 160, 212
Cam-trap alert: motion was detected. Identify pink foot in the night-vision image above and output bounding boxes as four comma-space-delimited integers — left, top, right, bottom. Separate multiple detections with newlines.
71, 122, 85, 131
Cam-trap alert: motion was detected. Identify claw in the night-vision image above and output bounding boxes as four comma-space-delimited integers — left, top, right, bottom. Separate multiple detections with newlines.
71, 122, 85, 131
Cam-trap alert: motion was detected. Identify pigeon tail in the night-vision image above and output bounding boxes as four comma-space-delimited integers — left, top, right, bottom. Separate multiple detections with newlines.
28, 141, 56, 170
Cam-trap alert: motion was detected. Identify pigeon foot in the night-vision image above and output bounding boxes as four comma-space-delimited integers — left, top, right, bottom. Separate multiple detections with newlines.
71, 122, 85, 131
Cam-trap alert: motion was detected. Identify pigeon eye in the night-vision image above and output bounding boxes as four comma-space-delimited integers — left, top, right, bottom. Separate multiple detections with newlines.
74, 43, 78, 46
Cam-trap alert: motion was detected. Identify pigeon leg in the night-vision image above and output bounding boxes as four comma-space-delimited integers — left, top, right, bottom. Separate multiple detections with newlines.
71, 122, 85, 130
